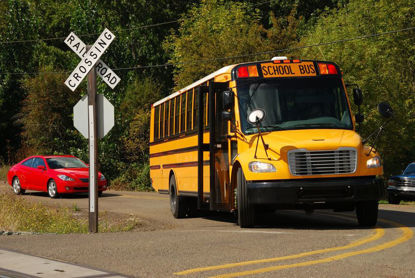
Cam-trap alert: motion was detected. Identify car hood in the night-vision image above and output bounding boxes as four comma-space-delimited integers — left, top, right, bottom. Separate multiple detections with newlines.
53, 168, 90, 178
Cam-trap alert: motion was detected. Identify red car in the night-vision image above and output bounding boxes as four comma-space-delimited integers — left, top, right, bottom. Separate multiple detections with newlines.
7, 155, 108, 198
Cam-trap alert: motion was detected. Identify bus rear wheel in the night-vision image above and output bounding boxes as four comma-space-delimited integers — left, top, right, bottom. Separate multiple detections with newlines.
356, 201, 378, 227
237, 167, 254, 228
169, 175, 186, 218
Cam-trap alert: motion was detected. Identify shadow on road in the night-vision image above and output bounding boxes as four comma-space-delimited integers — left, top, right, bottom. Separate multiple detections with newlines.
198, 208, 415, 230
22, 191, 120, 199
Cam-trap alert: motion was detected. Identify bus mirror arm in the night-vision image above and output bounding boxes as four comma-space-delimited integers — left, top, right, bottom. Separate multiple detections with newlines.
248, 110, 270, 160
363, 102, 393, 155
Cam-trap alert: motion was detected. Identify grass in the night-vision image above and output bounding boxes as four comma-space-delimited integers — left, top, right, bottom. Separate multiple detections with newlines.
0, 165, 10, 183
0, 192, 141, 234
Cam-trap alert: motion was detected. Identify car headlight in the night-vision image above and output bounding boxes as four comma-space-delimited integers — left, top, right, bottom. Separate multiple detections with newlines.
248, 161, 276, 173
366, 156, 381, 168
100, 174, 106, 181
58, 175, 74, 181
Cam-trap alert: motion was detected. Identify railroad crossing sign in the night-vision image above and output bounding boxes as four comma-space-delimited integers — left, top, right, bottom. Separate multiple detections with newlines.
65, 28, 116, 91
65, 28, 120, 233
64, 32, 120, 89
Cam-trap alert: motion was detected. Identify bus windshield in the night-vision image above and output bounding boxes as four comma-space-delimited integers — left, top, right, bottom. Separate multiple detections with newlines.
237, 77, 353, 134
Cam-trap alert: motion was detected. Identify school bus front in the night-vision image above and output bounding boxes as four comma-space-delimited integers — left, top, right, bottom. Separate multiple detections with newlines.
231, 59, 383, 227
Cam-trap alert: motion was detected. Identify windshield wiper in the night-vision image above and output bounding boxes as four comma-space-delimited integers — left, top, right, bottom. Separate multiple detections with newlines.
290, 123, 338, 128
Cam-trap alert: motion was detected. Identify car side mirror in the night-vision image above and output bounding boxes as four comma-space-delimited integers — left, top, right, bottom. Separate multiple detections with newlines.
222, 90, 234, 111
378, 101, 393, 118
37, 165, 46, 171
353, 88, 363, 106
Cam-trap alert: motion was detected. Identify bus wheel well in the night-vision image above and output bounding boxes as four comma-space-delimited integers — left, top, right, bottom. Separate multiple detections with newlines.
230, 162, 241, 210
169, 170, 176, 192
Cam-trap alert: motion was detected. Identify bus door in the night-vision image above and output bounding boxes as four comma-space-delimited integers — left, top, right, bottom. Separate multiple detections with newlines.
209, 82, 231, 211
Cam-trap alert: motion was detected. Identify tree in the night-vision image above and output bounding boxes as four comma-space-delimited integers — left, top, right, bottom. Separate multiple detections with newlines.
19, 66, 81, 156
164, 0, 299, 89
300, 0, 415, 177
0, 0, 38, 163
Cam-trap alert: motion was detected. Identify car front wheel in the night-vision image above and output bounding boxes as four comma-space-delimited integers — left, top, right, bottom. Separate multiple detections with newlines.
47, 180, 58, 198
12, 177, 25, 195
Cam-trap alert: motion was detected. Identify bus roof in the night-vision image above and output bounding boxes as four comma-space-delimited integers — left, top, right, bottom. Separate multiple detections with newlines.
152, 64, 235, 107
152, 59, 340, 107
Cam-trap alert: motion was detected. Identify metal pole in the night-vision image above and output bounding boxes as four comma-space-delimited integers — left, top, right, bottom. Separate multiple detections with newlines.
87, 45, 98, 233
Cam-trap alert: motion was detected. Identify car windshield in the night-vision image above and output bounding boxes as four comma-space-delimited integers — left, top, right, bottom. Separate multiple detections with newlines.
404, 164, 415, 175
237, 77, 353, 134
46, 157, 87, 169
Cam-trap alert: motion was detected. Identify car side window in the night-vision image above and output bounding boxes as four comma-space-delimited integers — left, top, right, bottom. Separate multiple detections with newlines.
32, 158, 46, 169
21, 158, 34, 167
404, 164, 415, 175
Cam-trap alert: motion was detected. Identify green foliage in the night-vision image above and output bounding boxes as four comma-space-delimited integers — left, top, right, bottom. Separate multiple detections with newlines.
20, 66, 82, 156
300, 0, 415, 177
111, 163, 153, 191
164, 0, 300, 89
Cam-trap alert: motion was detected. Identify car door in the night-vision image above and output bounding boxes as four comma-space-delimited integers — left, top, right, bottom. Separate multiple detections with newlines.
19, 158, 35, 189
30, 157, 48, 191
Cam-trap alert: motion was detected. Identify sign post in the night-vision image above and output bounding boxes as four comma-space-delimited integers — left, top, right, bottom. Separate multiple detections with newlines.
65, 29, 119, 233
87, 45, 98, 232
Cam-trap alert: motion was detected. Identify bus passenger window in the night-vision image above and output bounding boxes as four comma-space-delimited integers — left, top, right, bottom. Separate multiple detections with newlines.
174, 96, 179, 134
169, 99, 174, 136
181, 92, 186, 133
193, 90, 199, 130
160, 103, 165, 138
154, 106, 159, 140
187, 90, 193, 131
164, 102, 169, 138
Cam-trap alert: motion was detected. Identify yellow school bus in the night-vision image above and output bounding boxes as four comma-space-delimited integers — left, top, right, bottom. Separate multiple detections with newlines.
149, 57, 387, 227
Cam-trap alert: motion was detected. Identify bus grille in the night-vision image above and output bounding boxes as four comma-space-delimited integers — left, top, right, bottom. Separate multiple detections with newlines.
288, 148, 357, 176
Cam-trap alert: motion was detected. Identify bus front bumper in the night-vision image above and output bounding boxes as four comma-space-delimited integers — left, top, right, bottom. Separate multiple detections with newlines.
247, 176, 383, 207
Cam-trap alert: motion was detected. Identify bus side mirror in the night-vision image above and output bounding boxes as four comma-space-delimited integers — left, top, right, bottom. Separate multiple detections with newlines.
222, 111, 232, 121
378, 101, 393, 118
353, 88, 363, 106
223, 90, 234, 110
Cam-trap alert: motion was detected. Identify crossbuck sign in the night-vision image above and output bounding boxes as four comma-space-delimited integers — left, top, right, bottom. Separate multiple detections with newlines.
64, 28, 120, 91
64, 28, 119, 233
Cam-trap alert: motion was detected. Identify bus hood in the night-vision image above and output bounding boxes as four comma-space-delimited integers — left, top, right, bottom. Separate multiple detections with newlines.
248, 129, 361, 159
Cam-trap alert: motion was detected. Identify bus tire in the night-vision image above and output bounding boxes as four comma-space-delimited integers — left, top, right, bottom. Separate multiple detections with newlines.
356, 201, 378, 227
237, 167, 254, 228
169, 175, 186, 218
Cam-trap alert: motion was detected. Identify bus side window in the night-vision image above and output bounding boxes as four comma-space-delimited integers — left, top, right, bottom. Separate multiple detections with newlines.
175, 96, 180, 134
187, 89, 193, 131
160, 103, 165, 138
154, 105, 159, 140
203, 91, 208, 128
165, 101, 170, 137
193, 89, 199, 131
169, 99, 174, 136
180, 92, 186, 133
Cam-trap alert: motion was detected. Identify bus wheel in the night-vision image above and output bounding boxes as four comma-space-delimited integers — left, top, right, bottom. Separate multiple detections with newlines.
237, 167, 254, 228
356, 201, 378, 227
169, 175, 186, 218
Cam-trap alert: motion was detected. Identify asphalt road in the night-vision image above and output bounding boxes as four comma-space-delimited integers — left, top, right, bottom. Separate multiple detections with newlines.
0, 182, 414, 278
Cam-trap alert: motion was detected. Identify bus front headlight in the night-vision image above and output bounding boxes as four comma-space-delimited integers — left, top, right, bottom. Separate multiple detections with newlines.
367, 156, 381, 168
248, 161, 276, 173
